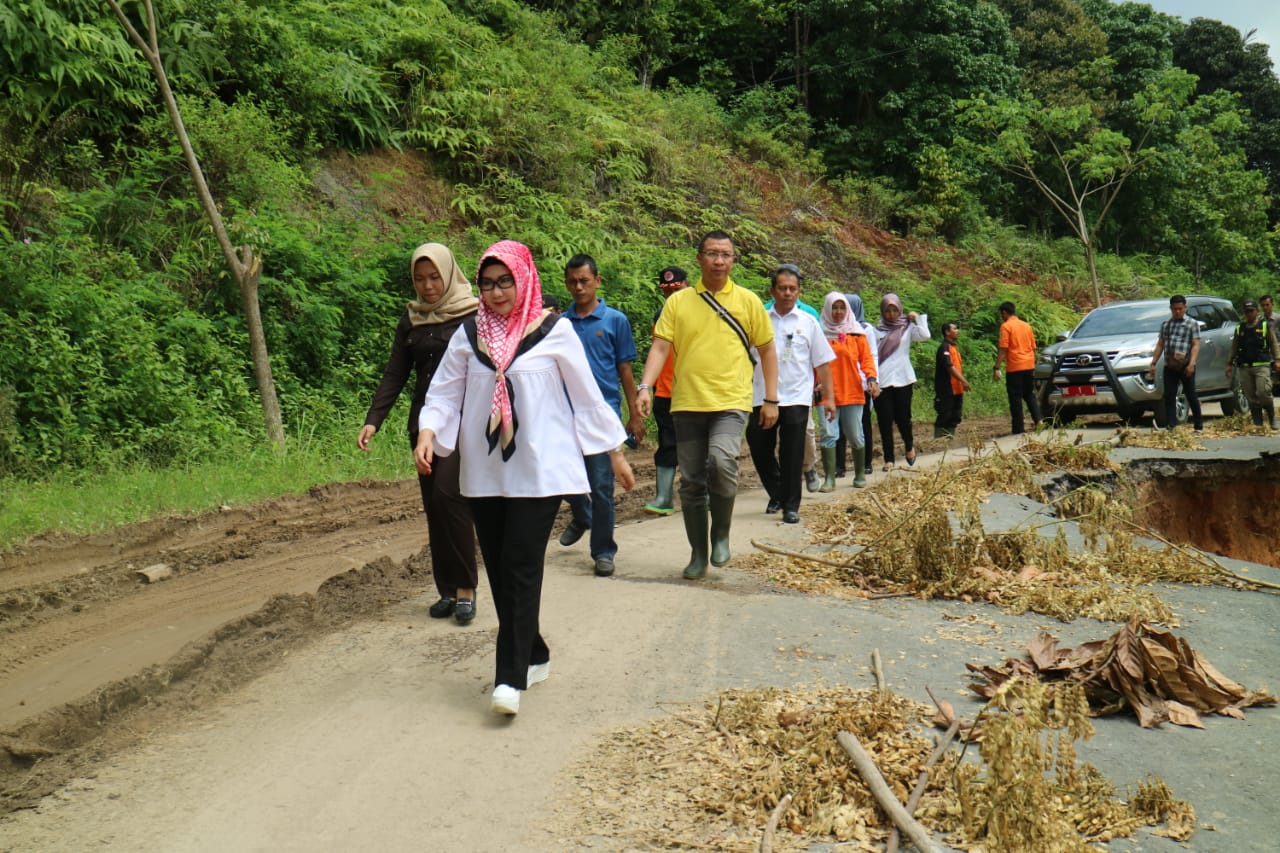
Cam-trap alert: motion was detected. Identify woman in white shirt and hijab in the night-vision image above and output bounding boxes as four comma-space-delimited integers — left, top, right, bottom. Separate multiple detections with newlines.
873, 293, 930, 470
414, 240, 635, 717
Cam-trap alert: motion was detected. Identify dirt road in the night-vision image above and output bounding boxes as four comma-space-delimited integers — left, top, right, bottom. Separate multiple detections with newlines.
1, 417, 1277, 852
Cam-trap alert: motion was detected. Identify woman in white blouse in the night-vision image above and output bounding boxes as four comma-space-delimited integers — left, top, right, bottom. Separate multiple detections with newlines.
414, 240, 635, 716
873, 293, 930, 470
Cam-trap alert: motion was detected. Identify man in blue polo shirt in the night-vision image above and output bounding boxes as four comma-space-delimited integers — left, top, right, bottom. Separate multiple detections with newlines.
559, 254, 644, 577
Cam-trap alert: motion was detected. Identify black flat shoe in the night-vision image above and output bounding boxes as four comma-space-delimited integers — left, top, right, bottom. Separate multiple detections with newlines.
428, 597, 455, 618
454, 598, 476, 624
782, 510, 800, 524
765, 499, 781, 514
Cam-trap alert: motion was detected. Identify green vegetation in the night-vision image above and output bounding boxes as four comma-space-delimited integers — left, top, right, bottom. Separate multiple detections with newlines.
0, 424, 410, 549
2, 0, 1278, 544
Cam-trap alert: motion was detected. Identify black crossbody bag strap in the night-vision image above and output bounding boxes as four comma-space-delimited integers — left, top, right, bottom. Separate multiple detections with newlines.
699, 291, 757, 367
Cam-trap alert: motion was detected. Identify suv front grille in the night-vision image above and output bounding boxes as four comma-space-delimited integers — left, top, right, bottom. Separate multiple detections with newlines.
1055, 350, 1120, 371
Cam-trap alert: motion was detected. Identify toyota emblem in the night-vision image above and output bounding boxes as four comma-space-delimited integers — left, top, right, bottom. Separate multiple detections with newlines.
1075, 354, 1094, 367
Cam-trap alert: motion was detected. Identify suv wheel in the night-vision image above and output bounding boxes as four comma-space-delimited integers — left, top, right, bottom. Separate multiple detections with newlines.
1220, 376, 1248, 416
1152, 394, 1187, 428
1117, 405, 1145, 425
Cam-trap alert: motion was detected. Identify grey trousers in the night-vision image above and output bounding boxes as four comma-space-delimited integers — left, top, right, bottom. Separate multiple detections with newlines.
673, 410, 749, 510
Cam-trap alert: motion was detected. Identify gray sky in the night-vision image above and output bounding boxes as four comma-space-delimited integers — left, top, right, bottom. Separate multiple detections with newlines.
1142, 0, 1279, 67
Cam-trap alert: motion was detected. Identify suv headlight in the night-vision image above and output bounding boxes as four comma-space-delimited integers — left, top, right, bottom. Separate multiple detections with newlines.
1114, 347, 1155, 368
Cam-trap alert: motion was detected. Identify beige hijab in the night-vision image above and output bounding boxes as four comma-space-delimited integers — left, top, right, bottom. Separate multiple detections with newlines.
406, 242, 478, 326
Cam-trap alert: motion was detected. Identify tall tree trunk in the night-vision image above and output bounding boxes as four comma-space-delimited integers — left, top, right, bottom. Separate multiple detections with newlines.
105, 0, 285, 448
1084, 240, 1101, 307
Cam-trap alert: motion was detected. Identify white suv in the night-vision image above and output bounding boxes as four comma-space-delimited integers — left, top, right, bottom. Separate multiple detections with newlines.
1035, 296, 1249, 427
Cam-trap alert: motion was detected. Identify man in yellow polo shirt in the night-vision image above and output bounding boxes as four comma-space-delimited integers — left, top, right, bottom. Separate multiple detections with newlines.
636, 231, 778, 580
993, 300, 1042, 434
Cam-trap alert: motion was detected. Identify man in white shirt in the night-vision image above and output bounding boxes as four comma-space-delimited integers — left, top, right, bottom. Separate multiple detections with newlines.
746, 265, 836, 524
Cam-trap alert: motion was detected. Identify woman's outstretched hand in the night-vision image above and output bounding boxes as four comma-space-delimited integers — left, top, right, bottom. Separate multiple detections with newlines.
413, 430, 436, 475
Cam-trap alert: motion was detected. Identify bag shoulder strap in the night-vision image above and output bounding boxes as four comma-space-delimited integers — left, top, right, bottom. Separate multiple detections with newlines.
699, 290, 757, 367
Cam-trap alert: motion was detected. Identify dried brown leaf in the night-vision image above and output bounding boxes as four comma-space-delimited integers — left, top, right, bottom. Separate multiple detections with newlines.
967, 620, 1273, 728
1165, 701, 1205, 729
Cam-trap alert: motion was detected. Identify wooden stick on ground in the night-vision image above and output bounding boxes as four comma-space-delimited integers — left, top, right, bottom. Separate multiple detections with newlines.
886, 719, 961, 853
837, 731, 944, 853
750, 539, 867, 570
759, 792, 792, 853
871, 648, 885, 694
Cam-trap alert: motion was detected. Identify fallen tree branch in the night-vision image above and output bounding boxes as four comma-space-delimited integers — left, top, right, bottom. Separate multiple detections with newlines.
886, 719, 960, 853
871, 648, 885, 694
1116, 517, 1280, 592
759, 792, 792, 853
843, 465, 975, 571
837, 731, 945, 853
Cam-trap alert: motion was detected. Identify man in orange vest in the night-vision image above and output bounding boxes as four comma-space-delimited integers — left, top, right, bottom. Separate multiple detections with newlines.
993, 301, 1041, 435
934, 321, 970, 438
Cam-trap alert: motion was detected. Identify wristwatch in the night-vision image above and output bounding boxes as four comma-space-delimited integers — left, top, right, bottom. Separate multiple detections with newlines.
636, 384, 650, 392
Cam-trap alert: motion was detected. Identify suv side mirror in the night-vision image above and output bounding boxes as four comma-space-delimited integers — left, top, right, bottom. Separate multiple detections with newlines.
1054, 330, 1071, 342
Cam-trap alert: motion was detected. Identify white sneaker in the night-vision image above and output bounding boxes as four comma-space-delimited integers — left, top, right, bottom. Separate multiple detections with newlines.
490, 684, 520, 715
527, 662, 550, 687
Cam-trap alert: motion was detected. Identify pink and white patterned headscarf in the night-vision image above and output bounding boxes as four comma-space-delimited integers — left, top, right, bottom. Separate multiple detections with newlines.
475, 240, 546, 457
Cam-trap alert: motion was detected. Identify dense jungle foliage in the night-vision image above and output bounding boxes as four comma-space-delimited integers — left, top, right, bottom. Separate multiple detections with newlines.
1, 0, 1278, 481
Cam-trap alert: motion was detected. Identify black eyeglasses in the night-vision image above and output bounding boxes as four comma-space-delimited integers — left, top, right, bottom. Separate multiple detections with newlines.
478, 275, 516, 292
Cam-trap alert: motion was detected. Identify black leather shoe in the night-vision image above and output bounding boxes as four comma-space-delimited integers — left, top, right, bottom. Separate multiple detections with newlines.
428, 597, 455, 618
559, 520, 587, 547
782, 510, 800, 524
593, 557, 615, 577
765, 499, 781, 514
454, 598, 476, 624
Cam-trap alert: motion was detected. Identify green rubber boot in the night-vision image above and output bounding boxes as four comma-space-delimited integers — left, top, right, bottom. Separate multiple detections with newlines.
681, 503, 710, 579
852, 448, 867, 488
820, 446, 837, 493
709, 493, 735, 567
643, 466, 677, 515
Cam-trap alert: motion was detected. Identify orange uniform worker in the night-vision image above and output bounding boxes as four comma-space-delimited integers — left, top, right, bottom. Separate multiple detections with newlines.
993, 301, 1041, 434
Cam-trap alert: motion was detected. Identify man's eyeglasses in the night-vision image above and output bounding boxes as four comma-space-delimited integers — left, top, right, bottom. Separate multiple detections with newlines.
699, 251, 735, 261
478, 275, 516, 292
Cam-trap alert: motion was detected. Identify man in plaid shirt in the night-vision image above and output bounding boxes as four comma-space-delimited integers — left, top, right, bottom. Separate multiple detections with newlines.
1147, 295, 1203, 430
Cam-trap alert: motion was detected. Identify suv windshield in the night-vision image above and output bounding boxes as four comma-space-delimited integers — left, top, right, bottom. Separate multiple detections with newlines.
1072, 303, 1169, 338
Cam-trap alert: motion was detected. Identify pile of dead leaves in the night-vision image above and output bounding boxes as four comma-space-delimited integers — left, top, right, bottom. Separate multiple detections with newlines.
949, 678, 1197, 851
744, 435, 1242, 622
967, 619, 1277, 728
1116, 412, 1272, 451
547, 685, 1199, 852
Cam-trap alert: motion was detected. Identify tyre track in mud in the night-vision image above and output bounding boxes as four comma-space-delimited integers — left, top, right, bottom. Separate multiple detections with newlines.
0, 480, 430, 728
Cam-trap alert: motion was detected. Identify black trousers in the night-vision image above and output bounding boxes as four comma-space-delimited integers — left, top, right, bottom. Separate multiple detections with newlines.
468, 495, 559, 690
409, 432, 478, 599
874, 384, 914, 465
1162, 367, 1203, 428
746, 404, 809, 512
652, 394, 678, 469
1004, 370, 1042, 434
934, 392, 963, 434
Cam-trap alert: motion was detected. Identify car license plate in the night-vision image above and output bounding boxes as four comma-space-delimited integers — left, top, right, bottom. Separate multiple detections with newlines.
1064, 385, 1095, 397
